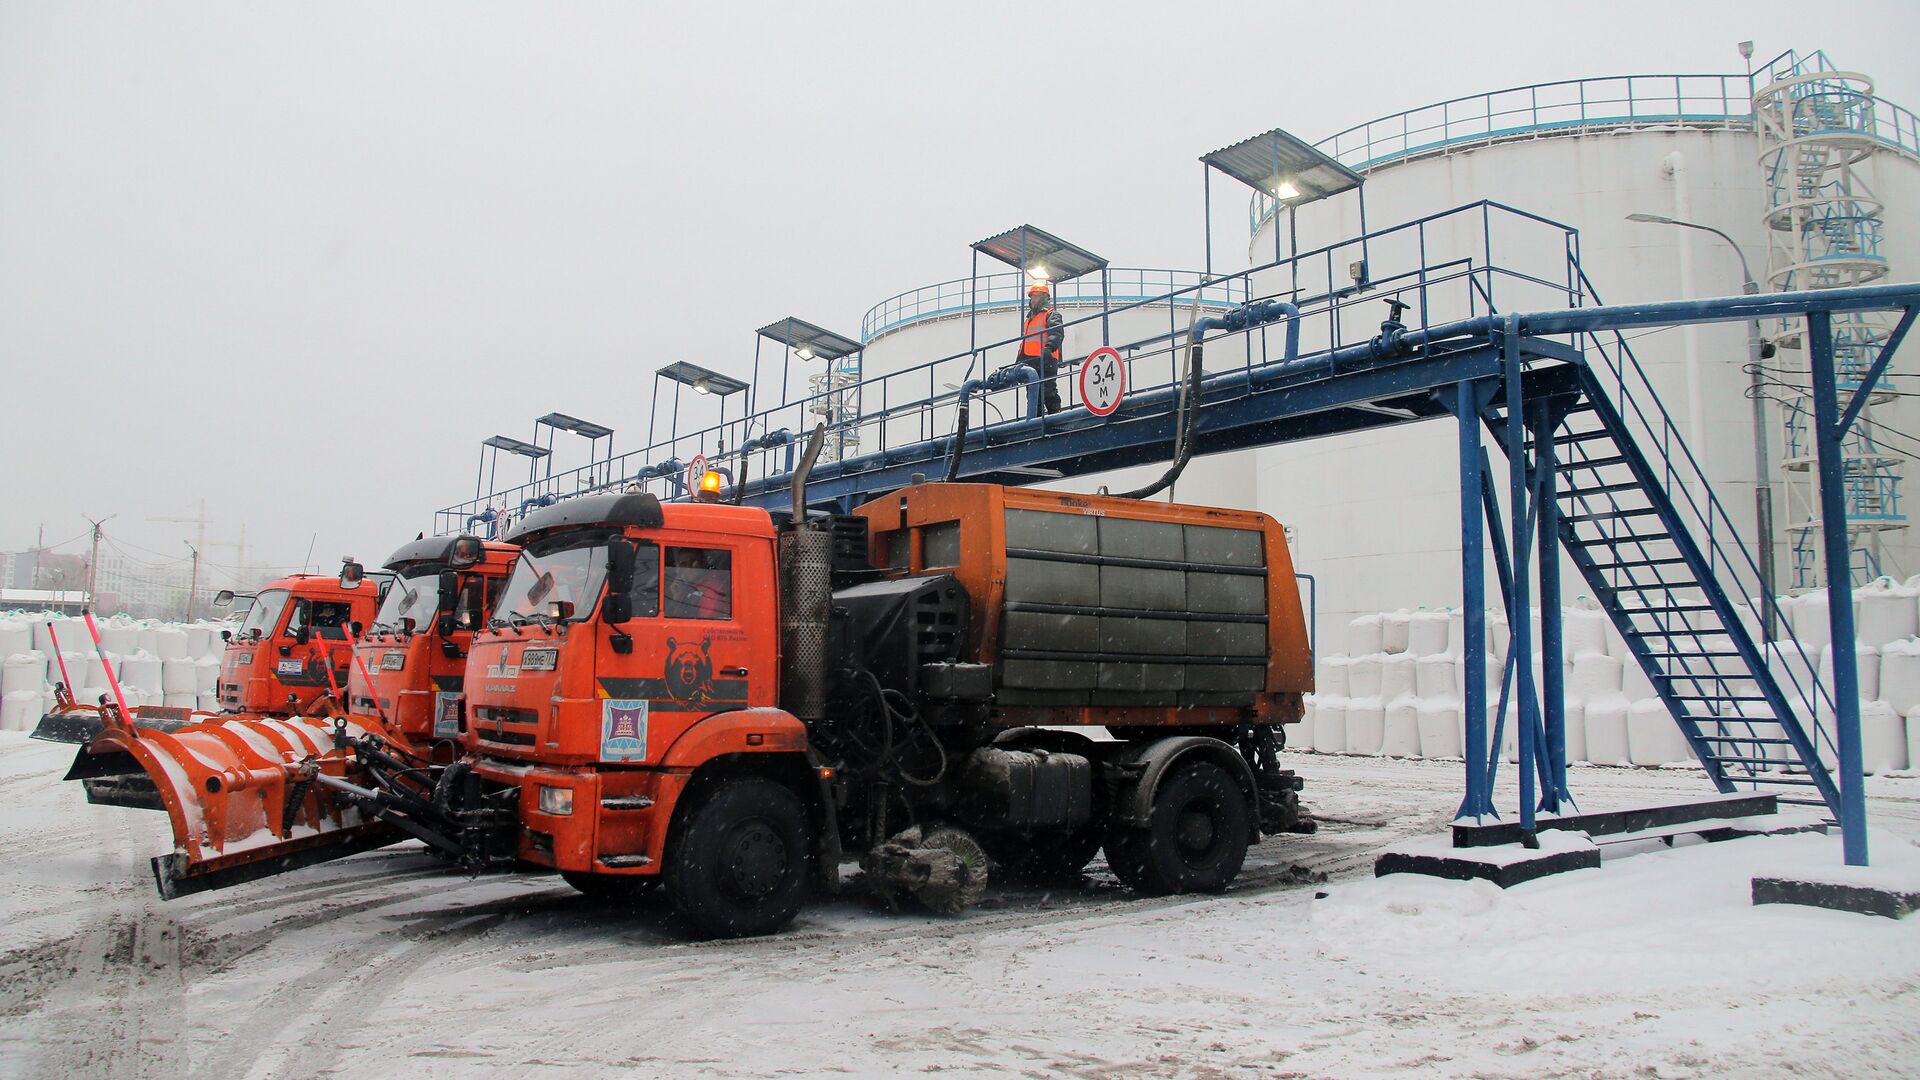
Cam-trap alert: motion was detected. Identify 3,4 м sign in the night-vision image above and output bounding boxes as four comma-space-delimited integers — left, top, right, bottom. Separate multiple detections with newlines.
1079, 347, 1127, 417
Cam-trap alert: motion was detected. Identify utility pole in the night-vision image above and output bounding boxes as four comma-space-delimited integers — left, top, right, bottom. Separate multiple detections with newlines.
183, 541, 201, 622
32, 524, 43, 589
82, 513, 114, 609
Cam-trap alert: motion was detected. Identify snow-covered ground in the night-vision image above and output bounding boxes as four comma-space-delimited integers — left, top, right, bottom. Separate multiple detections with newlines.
3, 730, 1918, 1079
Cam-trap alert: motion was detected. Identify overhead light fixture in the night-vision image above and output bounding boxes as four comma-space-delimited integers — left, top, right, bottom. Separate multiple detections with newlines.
1626, 212, 1675, 225
796, 346, 815, 361
693, 380, 712, 396
1274, 181, 1301, 200
1027, 265, 1050, 281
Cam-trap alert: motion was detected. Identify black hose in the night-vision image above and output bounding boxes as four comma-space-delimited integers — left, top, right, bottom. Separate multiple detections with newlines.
865, 670, 947, 787
1111, 338, 1205, 500
944, 387, 973, 482
731, 449, 750, 505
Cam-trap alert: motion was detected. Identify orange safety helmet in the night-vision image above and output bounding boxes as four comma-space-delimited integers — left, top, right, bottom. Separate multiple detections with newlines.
1027, 281, 1051, 297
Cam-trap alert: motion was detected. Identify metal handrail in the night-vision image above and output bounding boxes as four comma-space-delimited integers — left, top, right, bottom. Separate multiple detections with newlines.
1569, 263, 1838, 762
437, 200, 1589, 536
1249, 64, 1920, 236
859, 268, 1248, 343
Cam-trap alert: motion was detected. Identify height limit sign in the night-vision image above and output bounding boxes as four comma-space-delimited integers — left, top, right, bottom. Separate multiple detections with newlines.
1079, 347, 1127, 417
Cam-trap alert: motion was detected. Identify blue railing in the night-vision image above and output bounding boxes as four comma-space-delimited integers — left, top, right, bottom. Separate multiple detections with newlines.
859, 268, 1247, 343
1569, 263, 1839, 767
1250, 57, 1920, 236
435, 199, 1590, 536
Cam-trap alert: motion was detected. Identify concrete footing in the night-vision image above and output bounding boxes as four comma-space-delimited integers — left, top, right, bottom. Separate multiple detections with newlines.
1375, 833, 1600, 888
1753, 873, 1920, 919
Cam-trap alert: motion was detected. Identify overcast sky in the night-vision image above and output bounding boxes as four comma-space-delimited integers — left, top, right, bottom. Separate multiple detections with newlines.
2, 1, 1912, 582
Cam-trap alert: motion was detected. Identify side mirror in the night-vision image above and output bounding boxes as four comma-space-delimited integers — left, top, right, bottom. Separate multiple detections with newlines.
340, 559, 366, 589
400, 616, 417, 634
220, 629, 232, 643
607, 536, 637, 579
437, 611, 456, 637
348, 620, 364, 639
438, 570, 460, 608
449, 536, 485, 569
213, 590, 235, 608
547, 599, 575, 621
603, 592, 633, 625
604, 537, 636, 625
294, 625, 311, 645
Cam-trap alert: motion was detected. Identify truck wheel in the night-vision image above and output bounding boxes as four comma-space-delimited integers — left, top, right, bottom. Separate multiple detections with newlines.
984, 826, 1102, 884
1104, 761, 1249, 896
664, 778, 812, 938
561, 871, 658, 903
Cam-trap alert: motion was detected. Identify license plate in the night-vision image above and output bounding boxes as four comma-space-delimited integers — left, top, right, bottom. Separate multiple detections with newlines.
275, 659, 304, 676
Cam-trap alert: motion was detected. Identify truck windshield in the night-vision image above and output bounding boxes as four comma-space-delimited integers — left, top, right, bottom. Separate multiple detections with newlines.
238, 589, 289, 639
496, 534, 608, 624
372, 570, 440, 632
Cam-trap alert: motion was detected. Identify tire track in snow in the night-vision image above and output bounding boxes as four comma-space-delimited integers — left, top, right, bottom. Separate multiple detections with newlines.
8, 815, 189, 1080
196, 909, 515, 1080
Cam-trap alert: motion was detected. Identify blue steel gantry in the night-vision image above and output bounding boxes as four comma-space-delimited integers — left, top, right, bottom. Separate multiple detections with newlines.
438, 199, 1917, 868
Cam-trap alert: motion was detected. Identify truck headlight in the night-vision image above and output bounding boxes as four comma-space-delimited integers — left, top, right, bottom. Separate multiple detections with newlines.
537, 785, 574, 816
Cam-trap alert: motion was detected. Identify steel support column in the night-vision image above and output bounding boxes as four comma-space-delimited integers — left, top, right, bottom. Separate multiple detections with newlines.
1502, 317, 1539, 834
1808, 311, 1870, 865
1531, 396, 1571, 811
1455, 378, 1496, 821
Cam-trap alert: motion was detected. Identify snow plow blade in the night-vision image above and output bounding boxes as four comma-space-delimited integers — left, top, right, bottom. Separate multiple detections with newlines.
32, 703, 202, 745
77, 713, 407, 899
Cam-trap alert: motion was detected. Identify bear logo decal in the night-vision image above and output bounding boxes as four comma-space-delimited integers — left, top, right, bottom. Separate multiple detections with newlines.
663, 636, 715, 704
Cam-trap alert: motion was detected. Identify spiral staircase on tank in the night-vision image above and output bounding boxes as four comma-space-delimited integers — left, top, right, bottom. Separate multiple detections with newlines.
1756, 54, 1910, 587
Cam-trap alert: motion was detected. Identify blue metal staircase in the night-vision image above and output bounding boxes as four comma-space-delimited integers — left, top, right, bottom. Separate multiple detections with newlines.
1522, 364, 1841, 810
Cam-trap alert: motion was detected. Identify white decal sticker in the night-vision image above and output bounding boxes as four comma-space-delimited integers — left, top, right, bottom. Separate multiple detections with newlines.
600, 698, 649, 763
433, 692, 463, 738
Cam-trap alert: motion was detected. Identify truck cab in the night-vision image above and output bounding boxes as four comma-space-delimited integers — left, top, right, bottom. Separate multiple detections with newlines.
463, 493, 788, 880
216, 575, 382, 714
346, 535, 519, 755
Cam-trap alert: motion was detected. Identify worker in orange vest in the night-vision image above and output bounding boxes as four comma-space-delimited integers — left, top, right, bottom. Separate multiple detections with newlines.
1013, 276, 1075, 411
1018, 281, 1065, 414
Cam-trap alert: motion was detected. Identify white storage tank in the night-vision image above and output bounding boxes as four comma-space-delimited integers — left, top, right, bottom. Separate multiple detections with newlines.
1242, 55, 1920, 634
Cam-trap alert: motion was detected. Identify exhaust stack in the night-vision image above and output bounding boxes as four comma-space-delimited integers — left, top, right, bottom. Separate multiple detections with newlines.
780, 425, 833, 721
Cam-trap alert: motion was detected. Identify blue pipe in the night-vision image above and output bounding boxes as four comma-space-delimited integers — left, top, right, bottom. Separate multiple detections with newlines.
517, 494, 558, 518
1111, 299, 1300, 500
945, 366, 1037, 481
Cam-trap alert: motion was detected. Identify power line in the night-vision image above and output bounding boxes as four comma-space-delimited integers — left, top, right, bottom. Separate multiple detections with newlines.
22, 527, 93, 553
103, 538, 190, 569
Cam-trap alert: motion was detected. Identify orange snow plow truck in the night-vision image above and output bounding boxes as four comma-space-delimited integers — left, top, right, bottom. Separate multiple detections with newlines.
56, 535, 517, 891
27, 572, 385, 747
70, 455, 1315, 937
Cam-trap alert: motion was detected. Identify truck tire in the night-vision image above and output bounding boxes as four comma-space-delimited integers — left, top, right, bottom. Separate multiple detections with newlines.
561, 871, 659, 903
664, 777, 812, 938
1104, 761, 1249, 896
